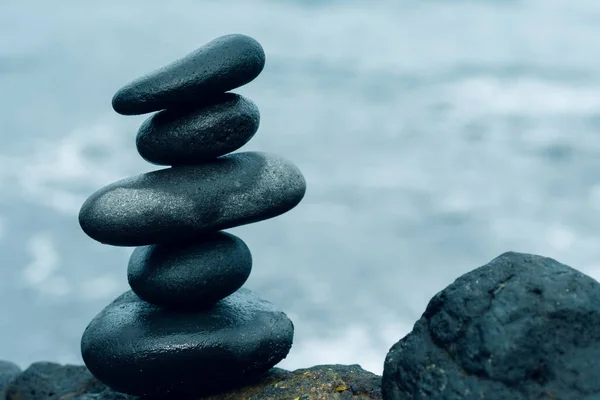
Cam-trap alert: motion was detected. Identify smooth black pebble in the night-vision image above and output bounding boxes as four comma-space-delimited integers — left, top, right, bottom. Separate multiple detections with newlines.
128, 231, 252, 308
136, 93, 260, 165
81, 288, 294, 397
112, 34, 265, 115
78, 151, 306, 246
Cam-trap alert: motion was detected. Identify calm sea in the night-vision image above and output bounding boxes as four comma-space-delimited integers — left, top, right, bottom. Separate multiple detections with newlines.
2, 0, 600, 374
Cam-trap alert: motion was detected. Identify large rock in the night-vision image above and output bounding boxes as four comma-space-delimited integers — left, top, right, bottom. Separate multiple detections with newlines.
6, 363, 381, 399
112, 34, 265, 115
382, 251, 600, 400
78, 151, 306, 246
81, 288, 294, 397
128, 231, 252, 308
0, 361, 21, 398
136, 93, 260, 165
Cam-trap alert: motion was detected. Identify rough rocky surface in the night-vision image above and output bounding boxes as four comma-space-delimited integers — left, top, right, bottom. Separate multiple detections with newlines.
81, 288, 294, 397
78, 151, 306, 246
127, 231, 252, 308
112, 34, 265, 115
136, 93, 260, 165
0, 361, 21, 397
382, 251, 600, 400
198, 364, 383, 400
4, 362, 111, 400
4, 363, 381, 400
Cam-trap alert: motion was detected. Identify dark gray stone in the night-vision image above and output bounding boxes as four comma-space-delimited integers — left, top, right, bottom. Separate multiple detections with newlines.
382, 251, 600, 400
136, 93, 260, 165
128, 231, 252, 308
78, 151, 306, 246
81, 288, 294, 397
112, 34, 265, 115
0, 361, 21, 397
4, 362, 106, 400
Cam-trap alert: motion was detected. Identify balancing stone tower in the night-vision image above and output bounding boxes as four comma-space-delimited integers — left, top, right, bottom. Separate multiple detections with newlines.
77, 34, 306, 397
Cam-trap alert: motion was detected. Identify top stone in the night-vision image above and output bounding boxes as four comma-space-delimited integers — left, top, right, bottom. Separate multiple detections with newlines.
111, 34, 266, 115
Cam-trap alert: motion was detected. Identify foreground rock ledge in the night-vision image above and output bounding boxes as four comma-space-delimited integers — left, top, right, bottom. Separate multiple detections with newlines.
3, 362, 382, 399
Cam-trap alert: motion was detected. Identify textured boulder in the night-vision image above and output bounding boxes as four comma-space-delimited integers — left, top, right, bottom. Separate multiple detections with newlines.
127, 232, 252, 308
0, 361, 21, 397
136, 93, 260, 165
81, 288, 294, 396
5, 363, 381, 399
382, 251, 600, 400
78, 151, 306, 246
112, 34, 265, 115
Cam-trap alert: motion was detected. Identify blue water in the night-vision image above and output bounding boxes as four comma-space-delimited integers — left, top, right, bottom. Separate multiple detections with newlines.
2, 0, 600, 374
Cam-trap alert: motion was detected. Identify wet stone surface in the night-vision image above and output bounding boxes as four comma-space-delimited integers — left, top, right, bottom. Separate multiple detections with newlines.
127, 231, 252, 308
136, 93, 260, 165
112, 34, 265, 115
81, 288, 294, 397
78, 151, 306, 246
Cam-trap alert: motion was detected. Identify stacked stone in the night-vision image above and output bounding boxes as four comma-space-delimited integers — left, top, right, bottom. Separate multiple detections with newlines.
77, 34, 306, 398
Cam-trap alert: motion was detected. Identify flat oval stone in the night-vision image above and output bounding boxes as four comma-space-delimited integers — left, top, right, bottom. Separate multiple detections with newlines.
78, 151, 306, 246
112, 34, 265, 115
128, 232, 252, 308
81, 288, 294, 397
136, 93, 260, 165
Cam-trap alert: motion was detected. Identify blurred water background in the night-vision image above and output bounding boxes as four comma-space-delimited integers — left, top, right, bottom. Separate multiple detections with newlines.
2, 0, 600, 375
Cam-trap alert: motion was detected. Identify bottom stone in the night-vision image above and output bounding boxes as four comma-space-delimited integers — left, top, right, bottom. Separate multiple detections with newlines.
81, 288, 294, 397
